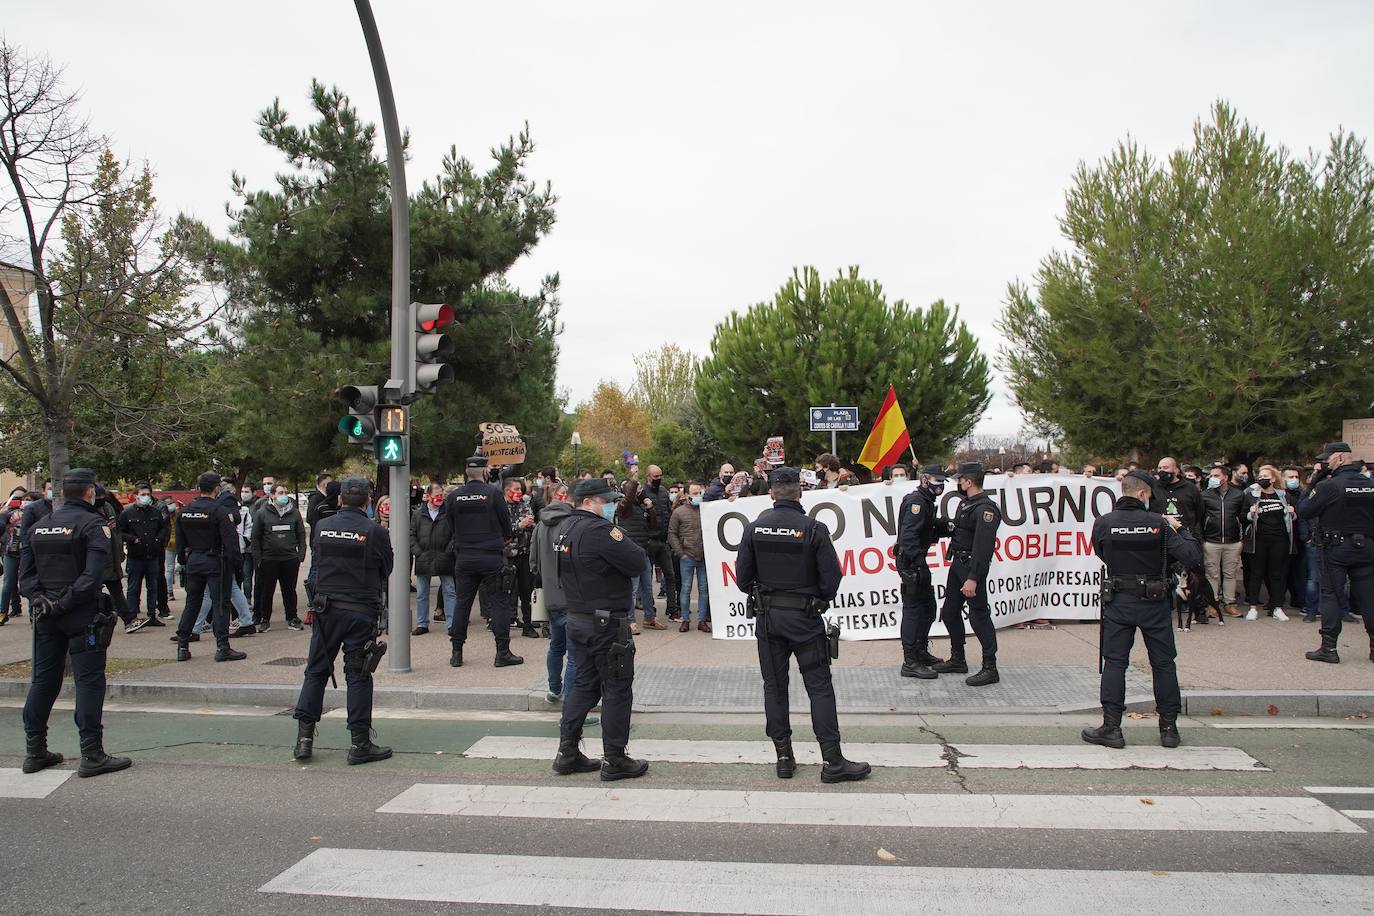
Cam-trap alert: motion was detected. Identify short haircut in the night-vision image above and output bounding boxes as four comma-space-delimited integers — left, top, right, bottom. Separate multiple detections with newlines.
62, 480, 91, 500
1121, 474, 1152, 499
770, 481, 802, 501
815, 453, 840, 472
273, 484, 288, 494
963, 471, 986, 488
538, 466, 556, 479
427, 482, 445, 495
600, 469, 614, 477
136, 482, 152, 493
317, 472, 332, 484
341, 489, 367, 508
688, 479, 706, 492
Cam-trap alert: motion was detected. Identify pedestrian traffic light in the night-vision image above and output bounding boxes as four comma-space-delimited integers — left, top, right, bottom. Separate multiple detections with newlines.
413, 302, 455, 395
337, 384, 379, 445
375, 432, 407, 466
374, 402, 408, 466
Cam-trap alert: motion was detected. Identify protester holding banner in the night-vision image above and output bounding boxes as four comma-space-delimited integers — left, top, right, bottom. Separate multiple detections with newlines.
933, 462, 1004, 687
734, 467, 870, 784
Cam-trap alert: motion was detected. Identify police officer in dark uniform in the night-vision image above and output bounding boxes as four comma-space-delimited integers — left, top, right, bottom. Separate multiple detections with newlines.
19, 468, 132, 778
896, 464, 947, 679
735, 467, 870, 783
174, 472, 246, 663
551, 477, 651, 781
445, 454, 523, 668
1300, 442, 1374, 664
292, 477, 394, 764
932, 461, 1003, 686
1082, 470, 1202, 749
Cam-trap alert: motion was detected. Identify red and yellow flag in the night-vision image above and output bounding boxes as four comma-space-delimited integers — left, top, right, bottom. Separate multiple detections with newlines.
857, 385, 912, 474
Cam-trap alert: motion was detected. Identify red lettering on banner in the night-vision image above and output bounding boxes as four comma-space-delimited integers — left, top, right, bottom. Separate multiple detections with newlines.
1003, 536, 1021, 561
1056, 530, 1072, 555
722, 562, 736, 587
859, 547, 885, 574
840, 550, 856, 576
886, 544, 898, 572
1077, 531, 1093, 555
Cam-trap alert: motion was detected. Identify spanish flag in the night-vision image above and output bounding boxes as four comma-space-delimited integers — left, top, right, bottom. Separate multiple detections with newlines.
857, 385, 912, 474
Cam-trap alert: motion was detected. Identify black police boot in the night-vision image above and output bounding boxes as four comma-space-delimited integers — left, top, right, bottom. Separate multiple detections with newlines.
773, 738, 795, 779
494, 637, 524, 667
1081, 710, 1126, 749
347, 731, 392, 766
1159, 713, 1182, 749
176, 639, 192, 662
900, 646, 938, 680
600, 745, 649, 781
21, 734, 63, 774
965, 663, 1000, 687
1305, 634, 1340, 664
521, 623, 540, 638
449, 644, 464, 667
915, 641, 945, 668
819, 741, 871, 784
77, 737, 132, 778
293, 721, 315, 760
931, 646, 968, 675
214, 641, 247, 662
551, 735, 601, 775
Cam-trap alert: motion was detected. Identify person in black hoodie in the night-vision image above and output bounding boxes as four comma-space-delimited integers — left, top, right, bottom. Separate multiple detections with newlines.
410, 483, 455, 636
638, 465, 681, 621
1200, 463, 1246, 617
617, 479, 664, 632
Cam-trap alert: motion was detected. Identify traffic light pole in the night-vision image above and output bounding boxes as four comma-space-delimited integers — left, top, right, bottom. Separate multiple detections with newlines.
355, 0, 412, 673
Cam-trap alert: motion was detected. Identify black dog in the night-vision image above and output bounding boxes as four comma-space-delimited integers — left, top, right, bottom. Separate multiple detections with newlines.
1173, 565, 1222, 631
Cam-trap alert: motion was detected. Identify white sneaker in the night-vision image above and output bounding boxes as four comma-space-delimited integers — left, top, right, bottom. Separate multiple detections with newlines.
1244, 607, 1259, 621
1271, 608, 1290, 622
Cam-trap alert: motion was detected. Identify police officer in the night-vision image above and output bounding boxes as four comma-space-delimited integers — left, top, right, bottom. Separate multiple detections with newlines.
896, 464, 947, 679
1082, 470, 1202, 749
551, 477, 651, 781
932, 461, 1003, 686
735, 467, 870, 783
445, 454, 523, 668
1300, 442, 1374, 664
174, 472, 246, 663
18, 468, 132, 778
292, 477, 394, 764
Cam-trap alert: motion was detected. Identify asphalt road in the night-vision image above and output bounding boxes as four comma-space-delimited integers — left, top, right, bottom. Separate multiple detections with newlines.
3, 705, 1374, 915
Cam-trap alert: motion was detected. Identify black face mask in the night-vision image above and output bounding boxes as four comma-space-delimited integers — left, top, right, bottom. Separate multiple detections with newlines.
1258, 477, 1274, 489
649, 479, 661, 490
1156, 471, 1174, 484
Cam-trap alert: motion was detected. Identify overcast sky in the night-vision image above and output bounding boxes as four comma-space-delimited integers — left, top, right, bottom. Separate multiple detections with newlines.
9, 1, 1374, 434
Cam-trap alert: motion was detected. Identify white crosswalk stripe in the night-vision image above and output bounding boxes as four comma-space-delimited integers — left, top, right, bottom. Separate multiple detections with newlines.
260, 848, 1374, 913
377, 783, 1363, 833
0, 767, 73, 799
464, 736, 1268, 770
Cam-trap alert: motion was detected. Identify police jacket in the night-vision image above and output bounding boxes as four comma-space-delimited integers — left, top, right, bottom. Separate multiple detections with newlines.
1091, 496, 1202, 582
251, 501, 306, 563
118, 501, 169, 559
444, 479, 512, 554
895, 485, 939, 571
1149, 477, 1203, 538
555, 509, 648, 613
18, 497, 111, 613
1200, 484, 1244, 543
734, 500, 842, 600
305, 506, 394, 611
175, 494, 242, 574
1299, 464, 1374, 536
410, 503, 454, 577
943, 490, 1002, 582
641, 480, 672, 540
97, 496, 124, 581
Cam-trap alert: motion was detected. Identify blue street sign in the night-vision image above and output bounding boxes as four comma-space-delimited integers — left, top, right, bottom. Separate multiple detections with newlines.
809, 406, 860, 432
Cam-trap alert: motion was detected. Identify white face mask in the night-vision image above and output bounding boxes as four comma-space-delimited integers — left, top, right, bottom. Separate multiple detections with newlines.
891, 474, 908, 483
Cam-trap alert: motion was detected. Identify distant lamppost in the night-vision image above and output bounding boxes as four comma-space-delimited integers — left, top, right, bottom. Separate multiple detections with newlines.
571, 431, 581, 476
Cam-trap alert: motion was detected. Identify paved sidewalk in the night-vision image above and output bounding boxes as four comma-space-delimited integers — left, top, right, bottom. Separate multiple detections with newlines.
1, 589, 1371, 713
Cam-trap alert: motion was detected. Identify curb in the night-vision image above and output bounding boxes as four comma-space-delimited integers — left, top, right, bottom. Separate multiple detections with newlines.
2, 678, 1372, 717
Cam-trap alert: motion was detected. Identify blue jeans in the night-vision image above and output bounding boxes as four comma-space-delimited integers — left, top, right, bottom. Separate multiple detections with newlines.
679, 556, 710, 623
546, 606, 577, 695
195, 576, 253, 632
1, 553, 20, 616
242, 554, 256, 609
124, 555, 160, 615
416, 575, 457, 630
1306, 546, 1349, 617
628, 557, 656, 621
165, 551, 178, 593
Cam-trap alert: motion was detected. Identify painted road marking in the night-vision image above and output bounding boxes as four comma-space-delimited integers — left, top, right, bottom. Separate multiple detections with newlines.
260, 849, 1374, 913
1304, 787, 1374, 795
464, 736, 1267, 771
1340, 810, 1374, 820
0, 767, 73, 799
378, 784, 1363, 833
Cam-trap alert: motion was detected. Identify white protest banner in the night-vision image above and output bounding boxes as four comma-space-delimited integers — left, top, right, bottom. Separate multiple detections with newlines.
702, 474, 1120, 640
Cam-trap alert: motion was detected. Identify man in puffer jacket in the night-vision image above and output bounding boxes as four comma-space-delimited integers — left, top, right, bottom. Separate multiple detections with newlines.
410, 483, 455, 636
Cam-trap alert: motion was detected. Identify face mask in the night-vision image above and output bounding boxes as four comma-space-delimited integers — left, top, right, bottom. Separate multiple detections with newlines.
1207, 477, 1221, 489
275, 495, 290, 507
891, 475, 907, 483
241, 490, 253, 501
600, 502, 618, 521
690, 496, 702, 507
429, 495, 444, 508
1258, 477, 1273, 489
137, 494, 152, 507
1285, 478, 1300, 490
507, 492, 522, 504
649, 478, 661, 490
44, 489, 53, 500
1156, 471, 1174, 484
